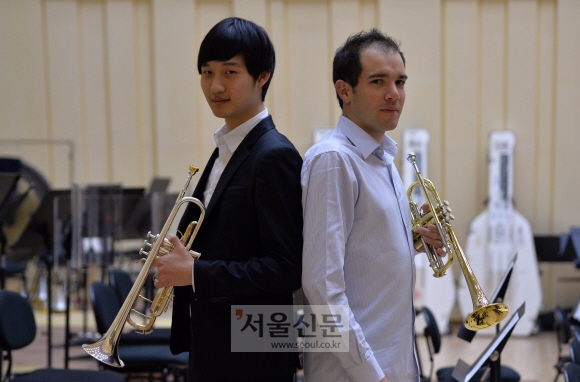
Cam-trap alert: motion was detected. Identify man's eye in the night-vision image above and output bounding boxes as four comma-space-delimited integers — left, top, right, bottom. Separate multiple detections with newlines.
202, 70, 212, 75
225, 70, 237, 75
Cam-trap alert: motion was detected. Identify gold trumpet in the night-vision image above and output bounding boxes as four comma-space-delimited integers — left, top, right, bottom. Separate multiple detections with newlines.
82, 165, 205, 367
406, 153, 508, 331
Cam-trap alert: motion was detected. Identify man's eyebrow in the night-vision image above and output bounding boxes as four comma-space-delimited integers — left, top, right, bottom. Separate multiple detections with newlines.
200, 60, 242, 68
368, 73, 408, 80
221, 60, 242, 67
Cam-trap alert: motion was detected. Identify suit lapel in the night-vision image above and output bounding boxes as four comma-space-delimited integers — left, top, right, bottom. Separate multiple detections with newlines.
204, 116, 275, 217
177, 148, 218, 235
192, 148, 219, 202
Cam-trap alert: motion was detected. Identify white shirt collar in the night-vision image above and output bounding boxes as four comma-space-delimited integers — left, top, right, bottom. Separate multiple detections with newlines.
336, 115, 398, 164
213, 108, 269, 155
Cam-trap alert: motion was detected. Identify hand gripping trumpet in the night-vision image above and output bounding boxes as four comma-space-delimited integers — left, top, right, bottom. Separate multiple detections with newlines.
406, 153, 508, 330
82, 165, 205, 367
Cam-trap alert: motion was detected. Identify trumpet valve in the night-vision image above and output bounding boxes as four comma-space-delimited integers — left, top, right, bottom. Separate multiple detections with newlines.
145, 232, 174, 256
446, 214, 455, 224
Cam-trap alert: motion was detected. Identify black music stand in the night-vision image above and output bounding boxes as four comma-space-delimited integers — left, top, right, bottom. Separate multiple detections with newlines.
84, 185, 122, 282
567, 228, 580, 268
451, 302, 526, 382
0, 173, 20, 289
120, 187, 150, 241
76, 185, 142, 326
457, 252, 518, 343
9, 189, 71, 367
122, 178, 170, 240
120, 183, 171, 302
534, 234, 577, 262
147, 177, 171, 196
10, 190, 71, 256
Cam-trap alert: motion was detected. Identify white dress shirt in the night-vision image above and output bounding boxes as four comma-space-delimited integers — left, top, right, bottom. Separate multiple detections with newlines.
301, 115, 419, 382
191, 108, 269, 292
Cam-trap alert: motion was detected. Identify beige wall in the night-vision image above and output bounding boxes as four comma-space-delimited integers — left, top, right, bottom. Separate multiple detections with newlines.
1, 0, 579, 242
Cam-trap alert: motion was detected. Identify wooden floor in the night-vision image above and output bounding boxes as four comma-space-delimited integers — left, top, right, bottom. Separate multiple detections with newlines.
3, 307, 564, 382
415, 327, 557, 382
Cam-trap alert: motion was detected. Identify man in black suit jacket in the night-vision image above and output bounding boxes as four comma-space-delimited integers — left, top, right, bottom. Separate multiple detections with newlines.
152, 17, 303, 382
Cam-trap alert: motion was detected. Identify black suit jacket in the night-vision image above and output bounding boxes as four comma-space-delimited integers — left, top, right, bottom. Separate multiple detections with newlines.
170, 116, 303, 380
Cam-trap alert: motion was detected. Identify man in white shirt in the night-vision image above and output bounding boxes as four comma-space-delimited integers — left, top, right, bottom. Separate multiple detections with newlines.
152, 17, 302, 381
301, 29, 444, 382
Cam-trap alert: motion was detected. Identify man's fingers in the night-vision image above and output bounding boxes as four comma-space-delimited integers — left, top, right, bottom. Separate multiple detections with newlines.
416, 225, 438, 238
167, 233, 181, 246
416, 224, 447, 257
422, 235, 443, 249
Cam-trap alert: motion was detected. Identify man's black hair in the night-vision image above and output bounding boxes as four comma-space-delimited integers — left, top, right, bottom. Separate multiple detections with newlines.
332, 28, 405, 109
197, 17, 275, 101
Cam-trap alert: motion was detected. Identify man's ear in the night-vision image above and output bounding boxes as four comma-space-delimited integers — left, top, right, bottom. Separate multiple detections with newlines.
256, 71, 271, 88
335, 80, 352, 105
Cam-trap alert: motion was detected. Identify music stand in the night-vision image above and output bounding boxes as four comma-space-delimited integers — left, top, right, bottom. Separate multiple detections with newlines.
534, 235, 576, 262
122, 178, 170, 240
457, 252, 518, 342
120, 187, 149, 240
0, 173, 20, 289
8, 189, 70, 367
149, 177, 171, 194
568, 227, 580, 268
10, 190, 71, 253
452, 302, 526, 382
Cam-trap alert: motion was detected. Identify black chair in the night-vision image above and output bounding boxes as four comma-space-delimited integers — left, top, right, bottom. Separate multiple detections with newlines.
555, 306, 574, 382
564, 363, 580, 382
571, 339, 580, 367
415, 306, 441, 382
88, 281, 188, 381
572, 326, 580, 344
3, 262, 28, 298
108, 268, 171, 345
109, 268, 134, 303
415, 306, 520, 382
0, 290, 124, 382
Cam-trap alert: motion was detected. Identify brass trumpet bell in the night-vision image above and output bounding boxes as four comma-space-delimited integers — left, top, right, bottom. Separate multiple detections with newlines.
465, 304, 509, 331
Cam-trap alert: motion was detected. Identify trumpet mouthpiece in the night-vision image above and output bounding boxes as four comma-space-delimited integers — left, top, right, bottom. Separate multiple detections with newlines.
407, 153, 416, 163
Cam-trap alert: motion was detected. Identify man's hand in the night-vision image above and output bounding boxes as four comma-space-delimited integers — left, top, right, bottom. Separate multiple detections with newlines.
415, 203, 446, 257
380, 377, 389, 382
151, 233, 195, 288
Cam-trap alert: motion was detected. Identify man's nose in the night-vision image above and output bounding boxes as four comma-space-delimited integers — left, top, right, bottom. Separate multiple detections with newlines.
210, 76, 225, 93
385, 83, 399, 100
